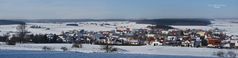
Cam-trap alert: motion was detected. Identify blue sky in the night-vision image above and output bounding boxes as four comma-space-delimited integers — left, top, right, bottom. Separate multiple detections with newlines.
0, 0, 237, 19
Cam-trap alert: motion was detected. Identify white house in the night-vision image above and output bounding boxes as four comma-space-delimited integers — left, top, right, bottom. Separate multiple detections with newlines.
230, 35, 238, 48
146, 34, 155, 37
167, 36, 177, 40
151, 42, 162, 46
161, 31, 169, 34
230, 40, 238, 48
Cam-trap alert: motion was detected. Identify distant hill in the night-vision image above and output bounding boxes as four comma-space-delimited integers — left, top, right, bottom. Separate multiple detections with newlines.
133, 18, 212, 26
0, 20, 25, 25
5, 18, 212, 26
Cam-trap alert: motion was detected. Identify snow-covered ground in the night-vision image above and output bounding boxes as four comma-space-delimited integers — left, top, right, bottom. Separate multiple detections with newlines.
0, 43, 237, 57
0, 21, 151, 35
1, 19, 238, 35
172, 19, 238, 35
210, 19, 238, 35
0, 50, 213, 58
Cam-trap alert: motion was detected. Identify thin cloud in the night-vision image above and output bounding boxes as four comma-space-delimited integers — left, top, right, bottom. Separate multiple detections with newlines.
208, 4, 226, 8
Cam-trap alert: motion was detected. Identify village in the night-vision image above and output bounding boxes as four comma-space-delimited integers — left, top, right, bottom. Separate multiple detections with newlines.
0, 22, 238, 49
56, 25, 238, 48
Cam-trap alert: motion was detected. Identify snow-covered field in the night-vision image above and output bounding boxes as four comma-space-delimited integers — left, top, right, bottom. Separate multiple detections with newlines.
0, 50, 214, 58
1, 19, 238, 35
0, 21, 151, 35
173, 19, 238, 35
0, 43, 237, 57
210, 19, 238, 35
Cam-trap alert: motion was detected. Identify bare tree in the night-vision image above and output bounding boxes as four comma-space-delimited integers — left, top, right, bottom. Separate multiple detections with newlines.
100, 37, 118, 53
16, 24, 27, 43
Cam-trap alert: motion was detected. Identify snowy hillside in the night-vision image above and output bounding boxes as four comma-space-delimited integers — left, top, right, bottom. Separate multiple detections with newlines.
0, 43, 237, 57
0, 21, 151, 35
1, 19, 238, 36
172, 19, 238, 35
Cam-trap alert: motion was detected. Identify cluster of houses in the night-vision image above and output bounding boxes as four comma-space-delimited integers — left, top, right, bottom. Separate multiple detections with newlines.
58, 25, 238, 48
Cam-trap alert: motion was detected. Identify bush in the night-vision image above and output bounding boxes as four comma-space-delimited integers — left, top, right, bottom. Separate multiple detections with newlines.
214, 51, 237, 58
214, 51, 225, 57
226, 51, 236, 58
111, 48, 118, 52
72, 43, 82, 48
42, 46, 54, 51
61, 47, 68, 52
101, 45, 118, 53
6, 40, 16, 45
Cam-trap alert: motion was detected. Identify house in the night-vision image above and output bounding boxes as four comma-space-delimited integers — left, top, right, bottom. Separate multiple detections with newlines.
146, 34, 157, 45
167, 36, 177, 41
161, 31, 169, 35
116, 27, 127, 32
151, 42, 162, 46
230, 40, 238, 48
197, 31, 206, 36
220, 39, 231, 48
207, 37, 221, 48
230, 35, 238, 48
146, 34, 155, 37
147, 37, 157, 45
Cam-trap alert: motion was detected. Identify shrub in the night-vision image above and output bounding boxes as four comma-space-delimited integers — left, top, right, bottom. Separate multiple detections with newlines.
214, 51, 237, 58
42, 46, 54, 51
61, 47, 68, 52
111, 48, 118, 52
101, 45, 118, 53
72, 43, 82, 48
226, 51, 236, 58
6, 40, 16, 45
214, 51, 225, 57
